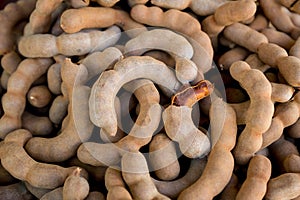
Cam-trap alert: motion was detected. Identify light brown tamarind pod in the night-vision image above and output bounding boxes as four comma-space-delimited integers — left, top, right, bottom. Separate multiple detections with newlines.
0, 182, 34, 200
0, 58, 53, 139
249, 14, 269, 31
265, 173, 300, 200
218, 47, 249, 70
287, 118, 300, 138
22, 111, 53, 136
219, 174, 240, 200
27, 85, 52, 108
261, 28, 295, 50
63, 167, 90, 200
149, 133, 180, 181
235, 155, 272, 200
105, 167, 133, 200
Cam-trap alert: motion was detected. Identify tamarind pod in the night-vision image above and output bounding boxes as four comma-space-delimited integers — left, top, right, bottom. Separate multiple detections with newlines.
223, 22, 269, 52
236, 155, 272, 200
24, 0, 63, 35
0, 129, 77, 189
261, 28, 295, 50
153, 158, 207, 199
130, 5, 213, 73
22, 111, 53, 136
0, 58, 53, 139
63, 168, 90, 200
18, 26, 121, 58
122, 152, 170, 200
89, 56, 181, 136
230, 61, 274, 165
105, 167, 133, 200
178, 98, 237, 199
25, 59, 93, 162
0, 0, 36, 54
265, 173, 300, 200
0, 182, 34, 200
60, 7, 147, 37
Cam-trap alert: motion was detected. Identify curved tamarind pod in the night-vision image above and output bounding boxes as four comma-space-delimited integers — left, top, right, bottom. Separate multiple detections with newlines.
124, 29, 199, 83
202, 0, 256, 42
178, 98, 237, 199
18, 26, 121, 58
25, 59, 93, 162
0, 129, 77, 189
1, 51, 22, 74
171, 80, 214, 108
105, 167, 133, 200
163, 105, 210, 158
24, 0, 63, 35
47, 62, 63, 95
218, 47, 249, 70
60, 7, 147, 37
24, 182, 52, 199
0, 58, 53, 139
89, 56, 181, 136
63, 168, 89, 200
79, 79, 161, 166
0, 0, 36, 55
79, 47, 123, 80
261, 93, 300, 149
122, 152, 170, 200
230, 61, 274, 165
266, 173, 300, 200
130, 5, 213, 73
235, 155, 271, 200
153, 158, 207, 199
22, 111, 53, 136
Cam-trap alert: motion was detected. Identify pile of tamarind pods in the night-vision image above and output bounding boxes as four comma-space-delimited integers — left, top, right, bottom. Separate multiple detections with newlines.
0, 0, 300, 199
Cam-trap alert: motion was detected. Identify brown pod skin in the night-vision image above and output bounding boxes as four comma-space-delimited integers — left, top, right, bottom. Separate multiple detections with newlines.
236, 155, 272, 200
0, 182, 34, 200
218, 47, 249, 70
27, 85, 52, 108
287, 118, 300, 138
22, 111, 53, 136
149, 133, 180, 181
219, 174, 240, 200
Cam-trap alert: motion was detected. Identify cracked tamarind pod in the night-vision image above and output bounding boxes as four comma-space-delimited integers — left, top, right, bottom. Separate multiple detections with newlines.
105, 167, 133, 200
0, 58, 53, 139
89, 56, 181, 137
163, 80, 213, 159
78, 79, 161, 166
25, 58, 93, 163
122, 152, 170, 200
124, 29, 199, 83
60, 7, 147, 37
0, 129, 80, 189
18, 26, 121, 58
235, 155, 272, 200
130, 5, 213, 73
0, 0, 36, 55
230, 61, 274, 165
178, 97, 237, 200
